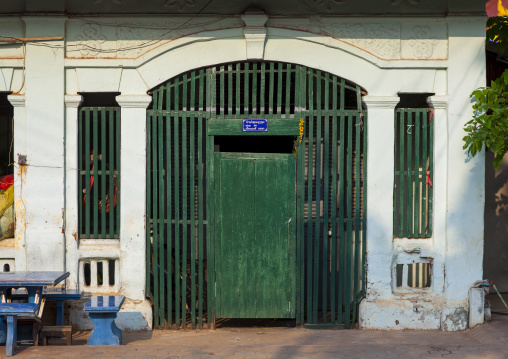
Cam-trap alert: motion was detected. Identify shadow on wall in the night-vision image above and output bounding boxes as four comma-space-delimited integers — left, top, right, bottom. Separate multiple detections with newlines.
484, 150, 508, 292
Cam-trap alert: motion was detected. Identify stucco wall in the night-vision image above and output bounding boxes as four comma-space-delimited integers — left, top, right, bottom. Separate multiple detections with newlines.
0, 11, 487, 331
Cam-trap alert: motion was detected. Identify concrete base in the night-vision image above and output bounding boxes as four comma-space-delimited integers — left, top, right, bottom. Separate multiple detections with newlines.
69, 298, 152, 331
359, 299, 441, 330
469, 288, 485, 329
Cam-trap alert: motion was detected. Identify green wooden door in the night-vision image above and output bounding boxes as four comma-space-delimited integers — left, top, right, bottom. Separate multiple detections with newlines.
214, 152, 296, 318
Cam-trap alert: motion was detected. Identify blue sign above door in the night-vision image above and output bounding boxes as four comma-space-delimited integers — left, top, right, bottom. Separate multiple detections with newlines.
243, 119, 268, 132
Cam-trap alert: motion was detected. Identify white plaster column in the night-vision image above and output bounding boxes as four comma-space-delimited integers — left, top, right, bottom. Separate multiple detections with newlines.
358, 96, 399, 328
115, 95, 152, 300
441, 19, 486, 331
22, 16, 66, 271
64, 95, 83, 288
362, 96, 400, 297
6, 94, 27, 271
426, 96, 448, 298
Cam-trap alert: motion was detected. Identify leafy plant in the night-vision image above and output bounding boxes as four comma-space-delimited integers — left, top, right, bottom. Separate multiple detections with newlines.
463, 17, 508, 169
464, 71, 508, 169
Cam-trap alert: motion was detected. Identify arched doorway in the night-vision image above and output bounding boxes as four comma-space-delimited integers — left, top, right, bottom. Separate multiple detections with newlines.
146, 61, 367, 329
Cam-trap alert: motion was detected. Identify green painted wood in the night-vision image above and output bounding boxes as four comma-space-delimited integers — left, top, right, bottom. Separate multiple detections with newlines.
394, 108, 432, 239
215, 153, 296, 318
147, 61, 367, 329
92, 108, 99, 236
151, 111, 159, 327
207, 119, 299, 136
79, 107, 120, 239
198, 69, 205, 328
109, 109, 115, 238
173, 82, 181, 327
330, 77, 338, 324
165, 114, 173, 326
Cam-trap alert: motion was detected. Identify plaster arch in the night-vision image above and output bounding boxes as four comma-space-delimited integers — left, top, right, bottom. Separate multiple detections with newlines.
122, 28, 444, 96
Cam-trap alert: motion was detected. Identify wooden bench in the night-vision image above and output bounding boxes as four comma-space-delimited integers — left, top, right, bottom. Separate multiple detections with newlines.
83, 296, 125, 345
40, 325, 72, 346
0, 302, 41, 356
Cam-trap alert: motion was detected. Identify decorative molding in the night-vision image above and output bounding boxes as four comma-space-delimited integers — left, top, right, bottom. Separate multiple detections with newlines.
302, 0, 346, 11
362, 96, 400, 109
7, 94, 25, 108
64, 95, 84, 108
408, 26, 438, 58
427, 96, 448, 109
75, 23, 108, 57
115, 95, 152, 108
241, 9, 268, 60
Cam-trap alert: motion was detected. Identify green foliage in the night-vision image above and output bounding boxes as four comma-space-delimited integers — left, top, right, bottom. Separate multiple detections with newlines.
463, 70, 508, 169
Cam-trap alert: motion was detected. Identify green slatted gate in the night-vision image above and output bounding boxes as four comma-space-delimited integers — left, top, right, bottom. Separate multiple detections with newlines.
147, 62, 367, 329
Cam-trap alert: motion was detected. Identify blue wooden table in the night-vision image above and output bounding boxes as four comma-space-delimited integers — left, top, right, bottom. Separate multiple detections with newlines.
0, 271, 69, 354
84, 296, 125, 345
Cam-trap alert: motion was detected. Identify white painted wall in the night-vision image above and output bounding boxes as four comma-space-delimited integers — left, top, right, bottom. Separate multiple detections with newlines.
0, 13, 487, 331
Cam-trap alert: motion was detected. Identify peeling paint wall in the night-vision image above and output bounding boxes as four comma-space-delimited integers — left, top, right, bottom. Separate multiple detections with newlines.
0, 5, 486, 331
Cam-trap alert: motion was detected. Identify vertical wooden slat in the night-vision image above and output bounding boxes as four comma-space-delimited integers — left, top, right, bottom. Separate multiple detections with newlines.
306, 67, 314, 323
228, 64, 233, 117
313, 70, 321, 324
109, 109, 115, 238
277, 63, 283, 114
198, 69, 205, 328
422, 109, 428, 237
345, 114, 353, 329
260, 62, 266, 116
298, 65, 307, 324
406, 110, 413, 236
206, 68, 215, 328
414, 109, 421, 237
190, 73, 197, 329
174, 78, 181, 327
92, 108, 99, 237
79, 110, 83, 237
330, 76, 338, 324
166, 112, 173, 326
353, 112, 361, 322
285, 63, 291, 117
269, 63, 274, 115
362, 110, 367, 296
295, 65, 303, 324
158, 106, 165, 327
399, 110, 405, 237
252, 62, 257, 115
337, 79, 345, 324
84, 109, 91, 238
181, 75, 189, 328
219, 66, 225, 118
151, 109, 159, 327
428, 109, 433, 236
244, 62, 249, 115
100, 108, 107, 237
115, 109, 120, 237
322, 71, 330, 324
235, 63, 241, 115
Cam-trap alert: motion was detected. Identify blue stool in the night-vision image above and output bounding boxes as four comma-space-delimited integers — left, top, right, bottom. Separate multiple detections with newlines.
84, 296, 125, 345
0, 302, 40, 356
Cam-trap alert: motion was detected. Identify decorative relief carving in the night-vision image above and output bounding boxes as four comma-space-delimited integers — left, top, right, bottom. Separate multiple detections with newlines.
75, 23, 108, 56
164, 0, 196, 9
302, 0, 346, 10
408, 26, 438, 58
